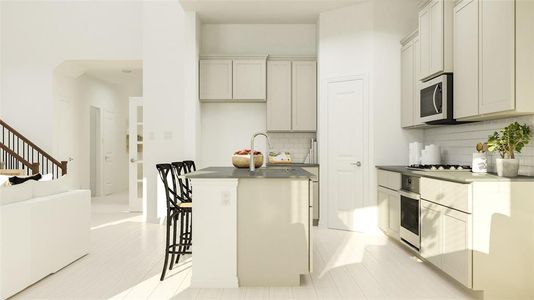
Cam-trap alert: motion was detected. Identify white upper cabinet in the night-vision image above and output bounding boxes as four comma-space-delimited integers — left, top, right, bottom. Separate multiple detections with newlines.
401, 40, 415, 128
453, 0, 479, 119
418, 0, 453, 81
479, 0, 515, 115
267, 61, 292, 131
199, 57, 266, 102
401, 32, 423, 128
291, 61, 317, 131
199, 60, 233, 100
232, 59, 266, 100
451, 0, 534, 120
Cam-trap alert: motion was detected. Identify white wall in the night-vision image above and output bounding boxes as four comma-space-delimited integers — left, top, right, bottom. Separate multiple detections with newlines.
318, 0, 423, 231
0, 1, 142, 156
201, 24, 317, 56
199, 24, 317, 167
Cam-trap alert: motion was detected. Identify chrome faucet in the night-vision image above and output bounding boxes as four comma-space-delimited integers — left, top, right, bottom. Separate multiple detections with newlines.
250, 132, 272, 172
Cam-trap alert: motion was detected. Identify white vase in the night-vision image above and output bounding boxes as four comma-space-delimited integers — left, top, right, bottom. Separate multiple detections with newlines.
495, 158, 520, 177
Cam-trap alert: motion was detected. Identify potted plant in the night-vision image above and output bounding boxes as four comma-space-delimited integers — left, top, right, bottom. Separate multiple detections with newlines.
487, 122, 531, 177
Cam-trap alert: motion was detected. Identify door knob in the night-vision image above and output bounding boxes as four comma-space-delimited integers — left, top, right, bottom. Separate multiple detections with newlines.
130, 158, 136, 163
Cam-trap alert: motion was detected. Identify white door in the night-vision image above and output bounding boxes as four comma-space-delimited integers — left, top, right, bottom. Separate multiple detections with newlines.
89, 106, 101, 196
129, 97, 144, 212
102, 109, 114, 195
326, 77, 366, 231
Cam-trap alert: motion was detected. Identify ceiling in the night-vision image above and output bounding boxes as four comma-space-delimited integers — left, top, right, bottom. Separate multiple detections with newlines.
55, 60, 143, 86
179, 0, 363, 24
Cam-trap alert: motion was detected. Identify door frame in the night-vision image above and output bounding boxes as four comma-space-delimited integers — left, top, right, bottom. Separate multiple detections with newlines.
89, 105, 104, 197
318, 74, 371, 230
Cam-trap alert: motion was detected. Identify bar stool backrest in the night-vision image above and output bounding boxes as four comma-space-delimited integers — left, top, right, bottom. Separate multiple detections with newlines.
181, 160, 196, 200
171, 161, 192, 203
156, 163, 184, 210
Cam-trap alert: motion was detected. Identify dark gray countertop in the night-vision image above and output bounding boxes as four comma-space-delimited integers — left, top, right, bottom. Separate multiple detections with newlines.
184, 167, 314, 179
266, 163, 319, 168
376, 165, 534, 183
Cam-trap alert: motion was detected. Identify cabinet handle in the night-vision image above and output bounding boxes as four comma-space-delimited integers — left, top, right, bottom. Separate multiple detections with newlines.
432, 84, 440, 114
351, 161, 362, 167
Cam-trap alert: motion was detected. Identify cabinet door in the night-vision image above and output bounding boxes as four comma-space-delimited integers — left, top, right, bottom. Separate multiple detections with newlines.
442, 209, 472, 288
199, 60, 233, 100
429, 0, 444, 76
291, 61, 317, 131
377, 188, 389, 234
419, 6, 431, 79
420, 200, 443, 268
401, 42, 415, 128
413, 37, 422, 125
233, 59, 266, 100
267, 61, 292, 131
387, 192, 400, 238
454, 0, 479, 119
479, 0, 515, 114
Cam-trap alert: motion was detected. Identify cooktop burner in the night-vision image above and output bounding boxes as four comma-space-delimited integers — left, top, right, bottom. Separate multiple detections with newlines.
407, 164, 472, 172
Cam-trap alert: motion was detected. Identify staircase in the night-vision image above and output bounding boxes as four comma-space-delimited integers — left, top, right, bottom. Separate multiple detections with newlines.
0, 119, 67, 178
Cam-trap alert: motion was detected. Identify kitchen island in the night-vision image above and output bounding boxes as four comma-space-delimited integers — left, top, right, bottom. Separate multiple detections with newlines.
184, 167, 314, 288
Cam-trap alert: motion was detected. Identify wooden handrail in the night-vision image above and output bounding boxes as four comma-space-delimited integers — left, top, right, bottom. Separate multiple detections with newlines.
0, 142, 38, 174
0, 119, 63, 167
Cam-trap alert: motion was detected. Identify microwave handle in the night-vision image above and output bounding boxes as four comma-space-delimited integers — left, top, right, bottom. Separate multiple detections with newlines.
432, 84, 440, 114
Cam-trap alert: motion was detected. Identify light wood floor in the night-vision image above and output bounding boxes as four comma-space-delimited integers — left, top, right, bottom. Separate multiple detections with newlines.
12, 193, 478, 300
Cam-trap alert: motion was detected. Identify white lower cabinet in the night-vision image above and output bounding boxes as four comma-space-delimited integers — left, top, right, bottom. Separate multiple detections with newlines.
420, 199, 472, 288
378, 188, 389, 234
420, 200, 443, 268
441, 209, 472, 288
377, 186, 400, 240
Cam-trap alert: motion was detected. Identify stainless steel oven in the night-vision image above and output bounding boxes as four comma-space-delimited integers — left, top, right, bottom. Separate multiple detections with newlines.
419, 73, 453, 124
399, 175, 420, 251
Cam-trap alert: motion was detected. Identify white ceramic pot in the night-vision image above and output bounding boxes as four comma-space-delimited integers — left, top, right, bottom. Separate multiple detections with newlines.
472, 153, 488, 173
495, 158, 520, 177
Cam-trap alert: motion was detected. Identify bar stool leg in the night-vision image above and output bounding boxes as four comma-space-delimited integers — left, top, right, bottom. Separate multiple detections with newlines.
169, 213, 178, 270
160, 213, 171, 281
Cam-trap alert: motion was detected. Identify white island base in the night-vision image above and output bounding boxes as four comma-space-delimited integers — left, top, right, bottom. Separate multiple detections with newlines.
187, 167, 313, 288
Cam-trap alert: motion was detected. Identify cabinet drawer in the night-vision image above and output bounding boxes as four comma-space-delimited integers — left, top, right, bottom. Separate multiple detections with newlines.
377, 170, 401, 190
420, 177, 472, 213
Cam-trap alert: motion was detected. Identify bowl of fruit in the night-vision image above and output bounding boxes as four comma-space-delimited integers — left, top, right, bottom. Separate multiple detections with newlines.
232, 149, 263, 168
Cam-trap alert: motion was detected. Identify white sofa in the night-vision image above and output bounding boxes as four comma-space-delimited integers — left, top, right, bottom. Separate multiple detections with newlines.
0, 177, 90, 299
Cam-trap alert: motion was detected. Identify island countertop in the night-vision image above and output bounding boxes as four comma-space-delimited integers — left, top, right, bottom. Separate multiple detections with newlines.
184, 166, 314, 179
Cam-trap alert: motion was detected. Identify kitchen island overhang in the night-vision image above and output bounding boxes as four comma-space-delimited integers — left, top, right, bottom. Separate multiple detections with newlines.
184, 167, 314, 288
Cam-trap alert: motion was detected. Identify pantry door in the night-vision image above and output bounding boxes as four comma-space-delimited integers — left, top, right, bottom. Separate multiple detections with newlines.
326, 76, 367, 231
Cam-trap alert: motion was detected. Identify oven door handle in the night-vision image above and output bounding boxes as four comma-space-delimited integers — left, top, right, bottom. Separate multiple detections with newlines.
399, 190, 421, 200
432, 84, 440, 114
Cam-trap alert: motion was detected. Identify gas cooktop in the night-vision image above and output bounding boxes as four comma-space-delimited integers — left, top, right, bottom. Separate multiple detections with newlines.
407, 164, 472, 172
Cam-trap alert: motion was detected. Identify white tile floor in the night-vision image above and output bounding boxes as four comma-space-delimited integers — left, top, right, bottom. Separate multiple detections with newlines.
12, 192, 479, 300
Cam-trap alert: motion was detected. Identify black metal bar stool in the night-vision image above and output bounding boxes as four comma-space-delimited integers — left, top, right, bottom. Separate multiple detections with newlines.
156, 163, 192, 281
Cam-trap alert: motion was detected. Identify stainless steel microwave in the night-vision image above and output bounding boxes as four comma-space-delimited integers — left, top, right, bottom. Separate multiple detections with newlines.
419, 74, 454, 124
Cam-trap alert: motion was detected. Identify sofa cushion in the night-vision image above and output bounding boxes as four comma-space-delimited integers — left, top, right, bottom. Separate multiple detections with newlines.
32, 175, 70, 198
0, 175, 11, 187
0, 180, 35, 205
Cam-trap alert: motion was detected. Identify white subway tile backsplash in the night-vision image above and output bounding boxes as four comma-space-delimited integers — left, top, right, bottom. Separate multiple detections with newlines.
268, 132, 316, 163
423, 115, 534, 176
